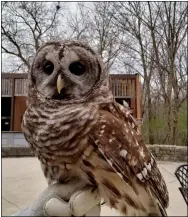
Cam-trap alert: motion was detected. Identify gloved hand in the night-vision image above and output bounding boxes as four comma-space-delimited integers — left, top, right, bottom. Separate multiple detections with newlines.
12, 179, 101, 216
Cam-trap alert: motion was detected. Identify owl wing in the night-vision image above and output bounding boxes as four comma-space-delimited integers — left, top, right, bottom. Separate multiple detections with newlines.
89, 102, 169, 210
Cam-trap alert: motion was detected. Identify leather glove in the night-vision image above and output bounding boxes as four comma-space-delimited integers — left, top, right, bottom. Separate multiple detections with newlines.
11, 179, 101, 216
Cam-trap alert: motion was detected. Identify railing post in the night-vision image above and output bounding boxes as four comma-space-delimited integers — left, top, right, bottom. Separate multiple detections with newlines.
135, 74, 142, 134
10, 78, 15, 131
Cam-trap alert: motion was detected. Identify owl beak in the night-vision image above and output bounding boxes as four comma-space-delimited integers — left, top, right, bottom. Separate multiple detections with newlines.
57, 74, 65, 94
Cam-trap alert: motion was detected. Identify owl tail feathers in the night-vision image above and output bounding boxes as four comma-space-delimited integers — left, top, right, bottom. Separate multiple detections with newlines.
108, 198, 167, 217
147, 188, 168, 216
157, 202, 168, 217
144, 195, 168, 217
98, 185, 167, 216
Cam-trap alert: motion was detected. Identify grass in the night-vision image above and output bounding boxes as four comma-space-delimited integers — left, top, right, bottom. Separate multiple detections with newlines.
142, 101, 187, 146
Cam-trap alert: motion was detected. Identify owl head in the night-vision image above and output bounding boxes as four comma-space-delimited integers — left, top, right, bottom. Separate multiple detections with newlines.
29, 41, 110, 103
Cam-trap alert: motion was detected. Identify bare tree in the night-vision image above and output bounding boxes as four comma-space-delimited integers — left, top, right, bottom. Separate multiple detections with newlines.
109, 2, 157, 143
2, 1, 64, 72
146, 2, 187, 145
67, 2, 123, 70
66, 3, 91, 41
91, 2, 123, 69
110, 2, 187, 145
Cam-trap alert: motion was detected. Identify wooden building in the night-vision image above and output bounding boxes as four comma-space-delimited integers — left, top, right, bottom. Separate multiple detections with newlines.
2, 73, 141, 132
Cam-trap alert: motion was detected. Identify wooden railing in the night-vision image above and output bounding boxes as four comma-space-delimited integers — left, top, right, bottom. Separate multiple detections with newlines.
14, 78, 28, 96
2, 73, 138, 98
110, 74, 136, 98
2, 73, 28, 96
2, 78, 13, 96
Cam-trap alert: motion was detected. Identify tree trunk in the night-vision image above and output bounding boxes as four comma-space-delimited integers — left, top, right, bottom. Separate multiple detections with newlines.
146, 80, 155, 144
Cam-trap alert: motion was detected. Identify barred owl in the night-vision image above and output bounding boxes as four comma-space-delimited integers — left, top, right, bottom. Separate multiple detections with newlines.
22, 41, 169, 216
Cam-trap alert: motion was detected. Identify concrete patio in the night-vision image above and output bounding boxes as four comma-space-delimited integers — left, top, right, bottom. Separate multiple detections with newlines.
2, 157, 187, 216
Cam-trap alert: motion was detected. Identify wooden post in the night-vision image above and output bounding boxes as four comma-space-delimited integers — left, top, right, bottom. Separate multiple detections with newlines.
135, 74, 142, 134
130, 98, 135, 116
10, 78, 15, 131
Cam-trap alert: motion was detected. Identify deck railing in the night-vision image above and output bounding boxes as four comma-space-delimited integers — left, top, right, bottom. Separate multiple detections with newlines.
14, 78, 28, 96
2, 73, 28, 97
110, 75, 136, 98
2, 73, 138, 98
2, 78, 13, 96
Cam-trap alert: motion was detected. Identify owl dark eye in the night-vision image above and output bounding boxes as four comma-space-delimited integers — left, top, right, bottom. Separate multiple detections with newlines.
44, 61, 54, 75
69, 61, 85, 76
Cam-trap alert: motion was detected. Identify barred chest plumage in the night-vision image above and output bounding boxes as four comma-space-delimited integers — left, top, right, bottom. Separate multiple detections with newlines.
21, 40, 169, 215
22, 99, 99, 183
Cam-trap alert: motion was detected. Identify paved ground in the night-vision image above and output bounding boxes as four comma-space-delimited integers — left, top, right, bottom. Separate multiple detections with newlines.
2, 157, 187, 216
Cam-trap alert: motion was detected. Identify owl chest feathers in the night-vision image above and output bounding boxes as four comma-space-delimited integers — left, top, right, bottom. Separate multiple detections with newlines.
22, 101, 99, 174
